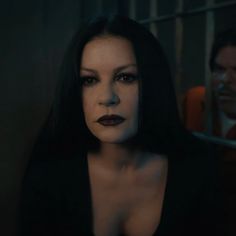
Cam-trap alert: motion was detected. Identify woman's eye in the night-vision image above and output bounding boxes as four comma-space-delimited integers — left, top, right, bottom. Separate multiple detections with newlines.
116, 73, 138, 83
81, 76, 98, 86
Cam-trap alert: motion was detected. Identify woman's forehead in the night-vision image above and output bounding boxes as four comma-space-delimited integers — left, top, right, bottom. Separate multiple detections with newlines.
80, 36, 137, 70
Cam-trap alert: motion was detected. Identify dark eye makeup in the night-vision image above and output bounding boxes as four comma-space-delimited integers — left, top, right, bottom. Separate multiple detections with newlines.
80, 72, 139, 87
115, 73, 139, 83
80, 76, 98, 86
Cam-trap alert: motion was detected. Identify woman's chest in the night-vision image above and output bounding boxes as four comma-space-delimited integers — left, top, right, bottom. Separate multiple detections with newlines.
89, 166, 168, 236
92, 196, 164, 236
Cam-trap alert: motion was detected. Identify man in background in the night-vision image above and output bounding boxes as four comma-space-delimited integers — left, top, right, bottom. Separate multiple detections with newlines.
209, 28, 236, 139
184, 28, 236, 140
184, 28, 236, 236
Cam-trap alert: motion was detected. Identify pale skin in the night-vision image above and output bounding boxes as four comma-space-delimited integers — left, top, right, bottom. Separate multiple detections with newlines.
80, 35, 168, 236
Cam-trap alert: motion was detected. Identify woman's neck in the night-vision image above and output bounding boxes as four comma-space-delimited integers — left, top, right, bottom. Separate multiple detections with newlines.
88, 143, 144, 172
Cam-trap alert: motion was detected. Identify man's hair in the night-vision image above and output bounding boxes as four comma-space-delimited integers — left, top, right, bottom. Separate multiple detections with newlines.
209, 28, 236, 71
34, 15, 195, 158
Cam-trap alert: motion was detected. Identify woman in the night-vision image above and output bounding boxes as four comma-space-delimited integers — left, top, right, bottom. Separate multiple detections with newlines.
20, 15, 222, 236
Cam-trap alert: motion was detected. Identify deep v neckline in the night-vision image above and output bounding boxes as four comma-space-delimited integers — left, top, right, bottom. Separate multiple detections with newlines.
84, 153, 172, 236
154, 155, 173, 235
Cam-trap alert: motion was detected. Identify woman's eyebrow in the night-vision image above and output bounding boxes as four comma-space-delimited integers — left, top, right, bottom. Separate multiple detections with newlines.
80, 64, 137, 74
80, 68, 97, 73
113, 64, 137, 74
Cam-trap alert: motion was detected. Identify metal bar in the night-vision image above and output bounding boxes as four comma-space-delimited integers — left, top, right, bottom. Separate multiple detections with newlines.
139, 0, 236, 24
204, 0, 215, 136
193, 132, 236, 149
97, 0, 103, 14
149, 0, 158, 36
140, 13, 176, 24
129, 0, 136, 19
175, 0, 184, 118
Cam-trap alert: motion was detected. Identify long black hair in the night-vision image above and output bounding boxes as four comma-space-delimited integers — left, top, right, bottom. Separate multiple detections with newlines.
33, 15, 197, 159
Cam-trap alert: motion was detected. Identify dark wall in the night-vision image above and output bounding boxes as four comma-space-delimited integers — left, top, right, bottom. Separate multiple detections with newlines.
0, 0, 123, 234
1, 0, 82, 234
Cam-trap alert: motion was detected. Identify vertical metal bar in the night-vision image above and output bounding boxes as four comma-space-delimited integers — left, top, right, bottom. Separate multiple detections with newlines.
175, 0, 184, 117
129, 0, 136, 19
205, 0, 215, 135
97, 0, 103, 14
149, 0, 158, 36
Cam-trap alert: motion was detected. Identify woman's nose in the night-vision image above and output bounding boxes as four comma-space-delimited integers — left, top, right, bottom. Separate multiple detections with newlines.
98, 84, 120, 107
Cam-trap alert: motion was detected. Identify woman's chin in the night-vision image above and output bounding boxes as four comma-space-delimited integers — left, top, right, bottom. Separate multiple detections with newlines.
95, 133, 136, 145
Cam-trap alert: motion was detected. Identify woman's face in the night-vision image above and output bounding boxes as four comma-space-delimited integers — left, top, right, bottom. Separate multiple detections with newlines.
80, 35, 139, 144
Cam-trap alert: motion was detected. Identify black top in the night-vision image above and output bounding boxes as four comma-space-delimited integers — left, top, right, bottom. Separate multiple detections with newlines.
20, 144, 224, 236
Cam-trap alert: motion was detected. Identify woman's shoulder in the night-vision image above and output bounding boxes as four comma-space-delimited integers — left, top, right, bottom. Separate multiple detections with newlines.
163, 140, 223, 235
171, 138, 218, 185
167, 138, 220, 217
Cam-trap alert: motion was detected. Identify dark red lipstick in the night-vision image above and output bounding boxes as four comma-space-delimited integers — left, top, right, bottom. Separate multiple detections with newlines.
97, 115, 125, 126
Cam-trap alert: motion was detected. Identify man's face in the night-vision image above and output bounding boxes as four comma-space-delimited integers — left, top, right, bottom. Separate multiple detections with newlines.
212, 45, 236, 118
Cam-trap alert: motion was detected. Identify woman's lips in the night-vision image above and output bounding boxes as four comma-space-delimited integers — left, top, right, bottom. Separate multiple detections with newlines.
97, 115, 125, 126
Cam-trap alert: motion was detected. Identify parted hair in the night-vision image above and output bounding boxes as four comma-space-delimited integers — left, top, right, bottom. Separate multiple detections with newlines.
34, 15, 197, 158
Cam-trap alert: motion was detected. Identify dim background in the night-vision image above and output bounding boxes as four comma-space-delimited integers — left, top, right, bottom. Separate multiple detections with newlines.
1, 0, 236, 235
